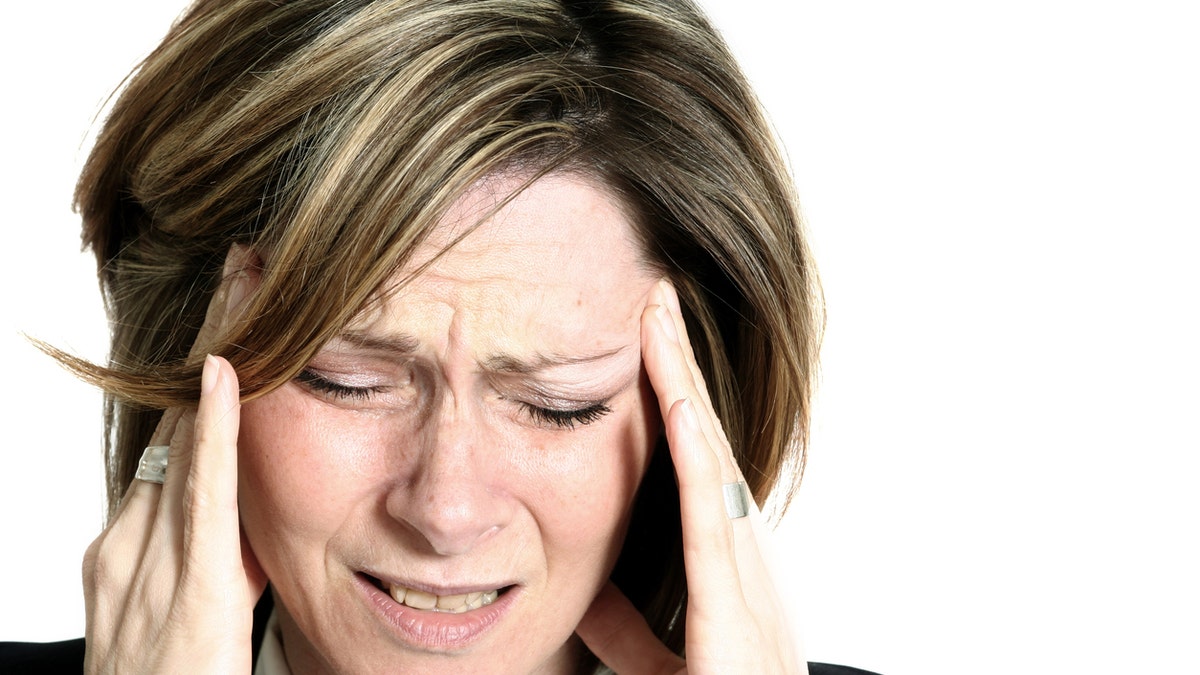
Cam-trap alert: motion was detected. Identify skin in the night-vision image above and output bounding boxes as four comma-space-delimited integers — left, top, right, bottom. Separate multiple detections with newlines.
238, 173, 661, 673
81, 172, 803, 674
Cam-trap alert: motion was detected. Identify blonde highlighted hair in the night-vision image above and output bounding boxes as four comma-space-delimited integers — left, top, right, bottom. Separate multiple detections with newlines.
61, 0, 821, 663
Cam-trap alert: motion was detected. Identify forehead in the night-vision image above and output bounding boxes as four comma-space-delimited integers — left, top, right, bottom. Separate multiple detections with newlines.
426, 171, 644, 282
351, 172, 656, 357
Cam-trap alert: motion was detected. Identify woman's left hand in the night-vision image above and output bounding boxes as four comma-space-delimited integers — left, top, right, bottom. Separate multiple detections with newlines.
576, 280, 805, 674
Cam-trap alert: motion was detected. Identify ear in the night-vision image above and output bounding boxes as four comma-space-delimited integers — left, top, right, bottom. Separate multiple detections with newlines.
189, 244, 264, 359
217, 243, 266, 334
223, 242, 263, 278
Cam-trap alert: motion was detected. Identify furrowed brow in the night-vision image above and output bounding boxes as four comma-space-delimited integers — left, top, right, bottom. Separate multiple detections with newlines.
483, 345, 628, 374
337, 331, 421, 355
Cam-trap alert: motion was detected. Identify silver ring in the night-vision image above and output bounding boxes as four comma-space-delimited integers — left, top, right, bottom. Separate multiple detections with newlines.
723, 481, 750, 519
135, 445, 170, 484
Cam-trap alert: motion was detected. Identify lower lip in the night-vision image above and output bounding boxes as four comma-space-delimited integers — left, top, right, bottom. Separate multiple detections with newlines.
353, 574, 516, 651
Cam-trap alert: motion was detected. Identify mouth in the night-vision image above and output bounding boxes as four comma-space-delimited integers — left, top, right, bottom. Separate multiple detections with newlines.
353, 571, 519, 649
359, 572, 511, 614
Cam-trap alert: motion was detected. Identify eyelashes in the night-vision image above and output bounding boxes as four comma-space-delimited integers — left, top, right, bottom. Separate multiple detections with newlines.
296, 369, 613, 430
521, 401, 613, 430
296, 369, 388, 401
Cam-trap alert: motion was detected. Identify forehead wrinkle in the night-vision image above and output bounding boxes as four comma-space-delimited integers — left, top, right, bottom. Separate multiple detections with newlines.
482, 345, 629, 375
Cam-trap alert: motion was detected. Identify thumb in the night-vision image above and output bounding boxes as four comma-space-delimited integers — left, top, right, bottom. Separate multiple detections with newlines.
576, 582, 683, 675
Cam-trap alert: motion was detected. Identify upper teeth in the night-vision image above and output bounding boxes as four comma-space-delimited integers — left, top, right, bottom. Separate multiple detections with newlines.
388, 584, 499, 613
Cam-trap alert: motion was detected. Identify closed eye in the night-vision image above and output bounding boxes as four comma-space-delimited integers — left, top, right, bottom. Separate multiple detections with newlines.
520, 401, 612, 430
296, 369, 387, 401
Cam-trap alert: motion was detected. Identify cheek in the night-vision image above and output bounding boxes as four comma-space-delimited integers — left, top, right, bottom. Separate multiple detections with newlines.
236, 387, 386, 554
519, 382, 659, 561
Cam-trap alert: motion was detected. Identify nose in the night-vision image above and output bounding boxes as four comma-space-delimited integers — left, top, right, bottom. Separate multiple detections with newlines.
385, 402, 512, 556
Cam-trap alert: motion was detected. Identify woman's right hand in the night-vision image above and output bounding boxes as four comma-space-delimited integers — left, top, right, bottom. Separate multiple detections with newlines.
81, 252, 267, 673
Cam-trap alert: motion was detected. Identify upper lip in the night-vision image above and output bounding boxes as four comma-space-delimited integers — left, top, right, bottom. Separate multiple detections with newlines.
360, 569, 515, 596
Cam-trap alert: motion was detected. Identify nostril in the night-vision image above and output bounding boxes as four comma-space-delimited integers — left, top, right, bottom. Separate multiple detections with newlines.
384, 479, 512, 557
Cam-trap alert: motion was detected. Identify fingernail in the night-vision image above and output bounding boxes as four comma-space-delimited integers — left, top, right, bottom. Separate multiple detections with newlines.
201, 354, 220, 395
656, 304, 678, 342
659, 279, 682, 316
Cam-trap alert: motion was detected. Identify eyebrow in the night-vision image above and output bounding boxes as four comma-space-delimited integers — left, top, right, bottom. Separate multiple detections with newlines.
338, 331, 421, 354
337, 330, 627, 373
482, 345, 628, 374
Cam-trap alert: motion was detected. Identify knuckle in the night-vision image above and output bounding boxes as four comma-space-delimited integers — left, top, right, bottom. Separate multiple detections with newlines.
81, 536, 102, 586
170, 412, 198, 454
85, 538, 121, 591
179, 475, 217, 549
180, 474, 208, 523
150, 407, 184, 446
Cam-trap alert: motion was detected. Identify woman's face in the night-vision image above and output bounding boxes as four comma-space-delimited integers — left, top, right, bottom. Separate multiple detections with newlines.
236, 172, 661, 674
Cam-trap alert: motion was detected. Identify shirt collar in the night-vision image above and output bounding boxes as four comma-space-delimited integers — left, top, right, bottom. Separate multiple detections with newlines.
253, 609, 292, 675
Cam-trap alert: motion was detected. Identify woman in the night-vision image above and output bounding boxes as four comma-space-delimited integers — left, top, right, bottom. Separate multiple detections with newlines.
2, 0, 873, 672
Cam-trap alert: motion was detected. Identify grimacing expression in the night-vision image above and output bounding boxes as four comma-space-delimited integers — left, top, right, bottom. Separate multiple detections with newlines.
236, 172, 663, 673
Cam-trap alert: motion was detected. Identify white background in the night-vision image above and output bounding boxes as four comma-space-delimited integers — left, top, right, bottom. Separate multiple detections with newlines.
2, 1, 1197, 673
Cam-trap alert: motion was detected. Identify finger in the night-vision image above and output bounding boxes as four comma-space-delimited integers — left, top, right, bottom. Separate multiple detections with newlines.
181, 355, 243, 564
644, 283, 780, 616
81, 527, 131, 646
149, 408, 186, 447
155, 409, 197, 531
642, 282, 738, 495
659, 283, 718, 419
642, 300, 742, 591
87, 406, 185, 641
649, 285, 801, 670
649, 282, 742, 486
110, 245, 254, 526
576, 582, 684, 675
659, 282, 739, 465
100, 408, 188, 585
155, 246, 255, 540
106, 407, 182, 519
665, 397, 744, 602
658, 288, 772, 578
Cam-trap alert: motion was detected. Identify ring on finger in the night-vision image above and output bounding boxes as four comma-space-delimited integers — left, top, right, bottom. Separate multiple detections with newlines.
134, 445, 170, 484
723, 481, 750, 519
